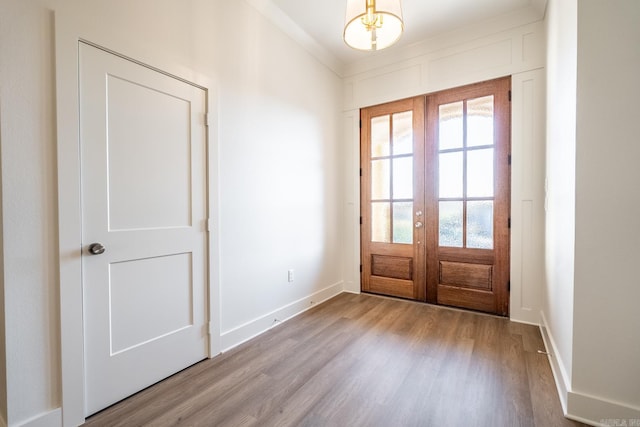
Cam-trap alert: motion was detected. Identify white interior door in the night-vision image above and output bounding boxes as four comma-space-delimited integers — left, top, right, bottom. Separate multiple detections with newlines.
79, 42, 208, 415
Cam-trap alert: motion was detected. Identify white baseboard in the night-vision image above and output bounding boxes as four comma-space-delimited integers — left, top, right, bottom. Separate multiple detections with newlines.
567, 390, 640, 427
342, 280, 360, 293
220, 281, 344, 352
539, 310, 571, 414
539, 311, 640, 426
509, 317, 539, 327
15, 408, 61, 427
509, 306, 540, 325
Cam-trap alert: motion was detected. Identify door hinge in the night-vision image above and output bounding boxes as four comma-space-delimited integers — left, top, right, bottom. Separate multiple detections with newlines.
359, 216, 363, 225
359, 168, 362, 177
204, 113, 210, 127
507, 281, 511, 292
359, 119, 362, 129
206, 218, 214, 232
208, 321, 214, 335
508, 217, 511, 228
360, 264, 362, 273
508, 154, 512, 165
508, 90, 512, 102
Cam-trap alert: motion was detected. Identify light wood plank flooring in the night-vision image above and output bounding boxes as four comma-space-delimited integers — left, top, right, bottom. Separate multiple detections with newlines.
84, 293, 586, 427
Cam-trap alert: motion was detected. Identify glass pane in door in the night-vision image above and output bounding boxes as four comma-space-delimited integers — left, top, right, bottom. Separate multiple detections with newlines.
439, 152, 463, 198
371, 202, 391, 243
392, 156, 413, 199
439, 201, 463, 247
467, 96, 494, 147
393, 202, 413, 244
371, 116, 390, 157
371, 159, 390, 200
467, 148, 494, 198
439, 101, 463, 150
392, 111, 413, 155
467, 201, 493, 249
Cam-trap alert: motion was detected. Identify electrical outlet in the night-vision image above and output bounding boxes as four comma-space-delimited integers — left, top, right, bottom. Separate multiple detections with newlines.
287, 269, 294, 282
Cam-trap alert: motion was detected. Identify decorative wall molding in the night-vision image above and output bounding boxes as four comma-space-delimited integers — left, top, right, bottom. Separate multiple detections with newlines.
343, 21, 545, 110
510, 69, 545, 324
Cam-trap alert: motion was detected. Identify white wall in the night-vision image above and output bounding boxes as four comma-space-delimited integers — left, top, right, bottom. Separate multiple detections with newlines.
206, 0, 344, 347
7, 0, 638, 425
543, 0, 640, 423
0, 1, 61, 425
0, 99, 7, 426
0, 0, 343, 425
571, 0, 640, 419
541, 0, 577, 410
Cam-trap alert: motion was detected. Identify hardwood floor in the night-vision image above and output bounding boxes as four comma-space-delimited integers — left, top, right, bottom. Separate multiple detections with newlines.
84, 293, 587, 427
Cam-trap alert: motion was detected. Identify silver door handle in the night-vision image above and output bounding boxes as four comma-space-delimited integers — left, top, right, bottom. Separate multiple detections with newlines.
415, 221, 423, 228
415, 210, 423, 217
88, 243, 106, 255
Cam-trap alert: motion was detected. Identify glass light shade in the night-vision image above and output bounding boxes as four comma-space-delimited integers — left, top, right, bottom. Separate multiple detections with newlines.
344, 0, 404, 51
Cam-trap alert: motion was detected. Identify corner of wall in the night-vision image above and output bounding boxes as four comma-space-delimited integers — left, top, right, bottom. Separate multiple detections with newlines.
219, 282, 344, 352
566, 392, 640, 427
539, 310, 570, 414
0, 56, 8, 427
14, 408, 61, 427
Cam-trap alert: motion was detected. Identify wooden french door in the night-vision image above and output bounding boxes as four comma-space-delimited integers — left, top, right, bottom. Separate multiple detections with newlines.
360, 97, 426, 300
361, 77, 511, 316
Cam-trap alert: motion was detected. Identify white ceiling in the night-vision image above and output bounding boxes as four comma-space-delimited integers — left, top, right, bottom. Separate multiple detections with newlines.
266, 0, 546, 66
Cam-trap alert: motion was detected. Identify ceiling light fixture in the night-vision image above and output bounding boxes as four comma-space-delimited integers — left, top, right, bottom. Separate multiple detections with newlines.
343, 0, 404, 51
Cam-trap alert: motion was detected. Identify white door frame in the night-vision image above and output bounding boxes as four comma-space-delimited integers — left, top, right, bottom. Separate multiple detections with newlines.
55, 13, 221, 427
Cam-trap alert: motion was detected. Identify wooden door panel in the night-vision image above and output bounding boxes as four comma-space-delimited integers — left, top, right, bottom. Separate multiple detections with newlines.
437, 286, 496, 313
439, 261, 492, 290
369, 277, 416, 299
371, 255, 413, 280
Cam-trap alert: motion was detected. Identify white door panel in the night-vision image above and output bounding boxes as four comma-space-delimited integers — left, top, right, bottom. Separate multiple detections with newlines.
79, 42, 208, 415
107, 74, 193, 231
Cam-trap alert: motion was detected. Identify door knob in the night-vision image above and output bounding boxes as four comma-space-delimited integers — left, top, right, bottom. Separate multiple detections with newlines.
88, 243, 106, 255
415, 221, 423, 228
415, 210, 423, 217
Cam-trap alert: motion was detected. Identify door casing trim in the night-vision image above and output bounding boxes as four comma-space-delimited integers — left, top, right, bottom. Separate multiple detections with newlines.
55, 14, 221, 426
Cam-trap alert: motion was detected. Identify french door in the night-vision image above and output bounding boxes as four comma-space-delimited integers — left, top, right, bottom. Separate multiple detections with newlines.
360, 97, 426, 300
361, 77, 511, 316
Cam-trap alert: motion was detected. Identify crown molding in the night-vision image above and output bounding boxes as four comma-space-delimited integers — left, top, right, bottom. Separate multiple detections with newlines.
244, 0, 345, 76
